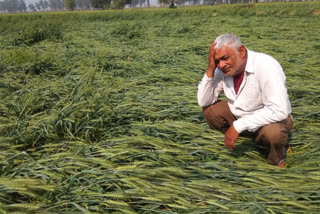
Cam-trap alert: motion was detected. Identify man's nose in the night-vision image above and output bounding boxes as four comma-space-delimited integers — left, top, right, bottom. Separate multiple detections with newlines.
217, 61, 225, 69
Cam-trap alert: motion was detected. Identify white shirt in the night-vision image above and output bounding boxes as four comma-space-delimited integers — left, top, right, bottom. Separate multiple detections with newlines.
197, 49, 292, 133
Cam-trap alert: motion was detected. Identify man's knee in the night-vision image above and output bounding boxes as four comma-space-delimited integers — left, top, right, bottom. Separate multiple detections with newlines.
257, 123, 288, 145
202, 101, 235, 132
203, 101, 226, 119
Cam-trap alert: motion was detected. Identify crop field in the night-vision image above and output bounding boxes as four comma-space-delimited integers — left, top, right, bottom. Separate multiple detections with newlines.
0, 2, 320, 213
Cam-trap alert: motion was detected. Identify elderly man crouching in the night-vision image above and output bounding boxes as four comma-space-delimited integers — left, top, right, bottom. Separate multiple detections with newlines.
197, 34, 293, 168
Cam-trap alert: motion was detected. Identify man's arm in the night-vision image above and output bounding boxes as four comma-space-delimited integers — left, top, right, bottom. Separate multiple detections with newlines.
197, 42, 223, 107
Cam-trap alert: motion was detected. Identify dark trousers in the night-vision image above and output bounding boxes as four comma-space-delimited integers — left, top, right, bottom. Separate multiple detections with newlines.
203, 101, 294, 165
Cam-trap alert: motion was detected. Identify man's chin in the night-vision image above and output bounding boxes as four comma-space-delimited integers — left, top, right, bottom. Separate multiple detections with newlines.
223, 70, 234, 76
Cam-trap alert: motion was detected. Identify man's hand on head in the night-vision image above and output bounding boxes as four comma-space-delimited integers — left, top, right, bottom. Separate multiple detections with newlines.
224, 125, 239, 151
206, 41, 217, 78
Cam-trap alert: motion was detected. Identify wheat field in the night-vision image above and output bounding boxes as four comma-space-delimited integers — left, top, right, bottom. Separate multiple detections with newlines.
0, 2, 320, 213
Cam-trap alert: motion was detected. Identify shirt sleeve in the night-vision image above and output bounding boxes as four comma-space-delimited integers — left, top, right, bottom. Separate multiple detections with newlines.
197, 69, 224, 107
233, 56, 290, 133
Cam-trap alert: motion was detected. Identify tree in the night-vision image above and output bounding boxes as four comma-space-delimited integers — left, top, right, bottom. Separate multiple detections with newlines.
112, 0, 126, 9
35, 2, 42, 10
169, 0, 175, 8
75, 0, 91, 9
0, 2, 4, 12
38, 0, 49, 11
17, 0, 27, 12
158, 0, 166, 6
2, 0, 20, 12
28, 3, 37, 11
65, 0, 75, 10
202, 0, 217, 5
184, 0, 200, 5
91, 0, 111, 9
130, 0, 138, 7
158, 0, 175, 8
44, 0, 50, 9
130, 0, 150, 8
48, 0, 65, 11
40, 0, 50, 10
48, 0, 57, 10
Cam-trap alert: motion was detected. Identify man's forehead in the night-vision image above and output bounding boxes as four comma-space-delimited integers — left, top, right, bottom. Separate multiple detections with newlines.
215, 46, 235, 58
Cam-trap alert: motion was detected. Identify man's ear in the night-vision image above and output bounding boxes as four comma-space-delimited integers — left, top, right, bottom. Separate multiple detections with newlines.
239, 45, 246, 58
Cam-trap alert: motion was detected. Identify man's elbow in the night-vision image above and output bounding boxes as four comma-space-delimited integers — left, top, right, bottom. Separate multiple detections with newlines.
275, 108, 289, 121
197, 99, 207, 107
197, 96, 212, 107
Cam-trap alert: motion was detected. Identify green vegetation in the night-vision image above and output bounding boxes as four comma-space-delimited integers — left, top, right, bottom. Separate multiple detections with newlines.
0, 2, 320, 213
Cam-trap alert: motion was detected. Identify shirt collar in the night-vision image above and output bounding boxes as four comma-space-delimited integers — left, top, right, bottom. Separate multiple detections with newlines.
245, 49, 254, 74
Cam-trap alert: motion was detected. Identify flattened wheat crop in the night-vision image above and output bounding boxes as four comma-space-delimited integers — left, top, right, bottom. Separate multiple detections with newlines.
0, 2, 320, 213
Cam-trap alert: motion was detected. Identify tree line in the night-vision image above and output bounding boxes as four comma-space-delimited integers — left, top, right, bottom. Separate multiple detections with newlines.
0, 0, 150, 12
0, 0, 111, 12
0, 0, 246, 12
0, 0, 309, 13
0, 0, 27, 12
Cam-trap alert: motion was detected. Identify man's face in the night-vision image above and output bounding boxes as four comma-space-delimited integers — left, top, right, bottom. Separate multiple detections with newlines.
214, 45, 245, 77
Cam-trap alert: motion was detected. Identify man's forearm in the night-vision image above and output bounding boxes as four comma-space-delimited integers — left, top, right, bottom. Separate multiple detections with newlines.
233, 104, 289, 133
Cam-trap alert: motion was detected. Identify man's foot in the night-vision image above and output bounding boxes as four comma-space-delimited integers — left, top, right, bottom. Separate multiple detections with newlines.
278, 159, 285, 168
277, 146, 290, 168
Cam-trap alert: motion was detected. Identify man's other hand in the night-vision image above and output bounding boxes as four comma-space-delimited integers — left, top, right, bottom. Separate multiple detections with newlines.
224, 125, 239, 151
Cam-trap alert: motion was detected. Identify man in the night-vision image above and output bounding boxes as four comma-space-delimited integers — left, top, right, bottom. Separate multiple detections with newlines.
197, 34, 293, 168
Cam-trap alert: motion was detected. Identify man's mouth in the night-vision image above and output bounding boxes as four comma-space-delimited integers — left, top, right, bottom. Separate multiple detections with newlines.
223, 67, 231, 73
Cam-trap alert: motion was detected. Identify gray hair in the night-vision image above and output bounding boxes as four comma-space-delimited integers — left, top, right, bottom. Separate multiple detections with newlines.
215, 34, 242, 50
